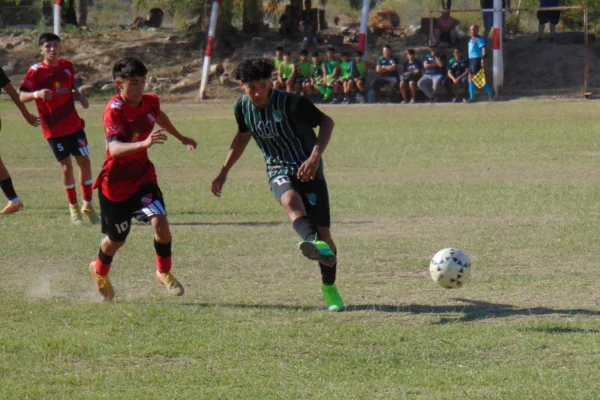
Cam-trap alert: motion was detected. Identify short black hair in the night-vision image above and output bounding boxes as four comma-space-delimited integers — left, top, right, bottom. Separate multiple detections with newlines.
39, 32, 60, 46
112, 57, 148, 80
300, 50, 309, 56
275, 46, 284, 52
355, 50, 363, 57
407, 49, 416, 55
311, 51, 320, 57
327, 47, 335, 53
234, 58, 274, 83
341, 51, 349, 57
284, 51, 292, 56
383, 44, 392, 51
453, 48, 462, 52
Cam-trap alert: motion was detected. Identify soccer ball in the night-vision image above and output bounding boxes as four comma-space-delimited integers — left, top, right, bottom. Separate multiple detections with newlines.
429, 248, 471, 289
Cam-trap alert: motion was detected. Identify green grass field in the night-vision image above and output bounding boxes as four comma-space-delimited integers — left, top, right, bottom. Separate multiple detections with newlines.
2, 99, 600, 399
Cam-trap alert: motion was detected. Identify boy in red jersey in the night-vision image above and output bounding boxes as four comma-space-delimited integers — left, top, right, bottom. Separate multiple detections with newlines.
19, 33, 98, 225
89, 57, 197, 301
0, 66, 40, 215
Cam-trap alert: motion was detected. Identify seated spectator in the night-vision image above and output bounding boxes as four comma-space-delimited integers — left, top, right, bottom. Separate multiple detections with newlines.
322, 47, 341, 103
537, 0, 560, 43
272, 47, 285, 89
399, 49, 422, 104
308, 51, 323, 100
277, 51, 296, 92
418, 44, 447, 103
347, 50, 368, 103
367, 45, 399, 103
295, 50, 312, 94
338, 52, 353, 103
444, 48, 469, 103
435, 11, 460, 46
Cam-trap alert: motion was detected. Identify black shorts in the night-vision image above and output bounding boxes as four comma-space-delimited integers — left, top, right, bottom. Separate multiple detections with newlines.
270, 175, 331, 228
47, 130, 90, 162
537, 10, 560, 25
401, 75, 420, 83
99, 184, 167, 242
295, 77, 311, 84
469, 58, 483, 75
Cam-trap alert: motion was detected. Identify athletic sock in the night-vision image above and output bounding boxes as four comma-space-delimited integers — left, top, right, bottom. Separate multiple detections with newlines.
320, 262, 337, 286
483, 83, 494, 96
65, 184, 78, 205
82, 179, 93, 205
469, 81, 476, 101
95, 248, 113, 276
0, 178, 18, 202
154, 240, 172, 274
293, 216, 317, 242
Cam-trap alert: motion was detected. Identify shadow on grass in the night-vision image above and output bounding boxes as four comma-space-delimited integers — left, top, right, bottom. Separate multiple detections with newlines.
182, 298, 600, 324
169, 220, 375, 227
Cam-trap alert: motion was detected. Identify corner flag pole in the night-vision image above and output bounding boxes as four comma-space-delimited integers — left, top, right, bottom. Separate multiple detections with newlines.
492, 0, 504, 92
358, 0, 369, 58
199, 0, 222, 100
54, 0, 61, 36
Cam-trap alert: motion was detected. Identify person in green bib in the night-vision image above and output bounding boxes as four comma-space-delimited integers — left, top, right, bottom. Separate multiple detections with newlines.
346, 50, 368, 103
277, 51, 296, 92
337, 52, 352, 104
295, 50, 313, 95
272, 46, 285, 89
211, 58, 345, 312
320, 47, 342, 103
308, 51, 323, 101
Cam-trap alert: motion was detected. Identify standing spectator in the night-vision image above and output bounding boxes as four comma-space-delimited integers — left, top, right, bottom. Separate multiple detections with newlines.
468, 24, 495, 102
481, 0, 511, 42
435, 11, 460, 47
367, 45, 399, 103
417, 45, 447, 103
399, 49, 422, 104
300, 0, 318, 46
347, 51, 367, 103
445, 48, 469, 102
537, 0, 561, 42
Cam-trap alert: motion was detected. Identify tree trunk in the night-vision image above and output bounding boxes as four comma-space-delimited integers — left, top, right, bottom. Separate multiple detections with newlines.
242, 0, 262, 33
76, 0, 87, 27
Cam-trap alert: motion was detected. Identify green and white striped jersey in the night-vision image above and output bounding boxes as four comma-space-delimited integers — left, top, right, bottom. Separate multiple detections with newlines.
234, 90, 325, 180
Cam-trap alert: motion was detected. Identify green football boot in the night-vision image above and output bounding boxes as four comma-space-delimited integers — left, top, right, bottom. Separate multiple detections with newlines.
299, 239, 336, 267
322, 284, 345, 312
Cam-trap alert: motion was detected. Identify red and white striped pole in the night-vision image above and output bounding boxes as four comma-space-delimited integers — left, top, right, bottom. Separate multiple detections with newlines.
358, 0, 369, 58
492, 0, 504, 92
54, 0, 61, 36
199, 0, 222, 99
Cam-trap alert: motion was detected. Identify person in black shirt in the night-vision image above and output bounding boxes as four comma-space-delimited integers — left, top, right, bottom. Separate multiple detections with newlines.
399, 49, 422, 104
444, 48, 469, 102
367, 45, 399, 103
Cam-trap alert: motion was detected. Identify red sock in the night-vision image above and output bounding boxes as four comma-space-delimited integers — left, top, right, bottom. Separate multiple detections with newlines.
95, 256, 111, 276
156, 255, 172, 274
82, 179, 93, 203
65, 184, 77, 205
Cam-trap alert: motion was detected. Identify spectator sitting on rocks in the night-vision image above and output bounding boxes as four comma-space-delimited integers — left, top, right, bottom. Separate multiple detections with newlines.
322, 47, 341, 103
295, 50, 313, 94
399, 49, 422, 104
367, 45, 399, 103
418, 44, 447, 103
537, 0, 561, 43
347, 50, 367, 103
444, 48, 469, 103
435, 11, 460, 46
278, 51, 296, 92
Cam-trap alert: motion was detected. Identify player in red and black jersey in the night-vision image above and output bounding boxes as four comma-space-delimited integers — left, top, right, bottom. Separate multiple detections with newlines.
89, 57, 197, 301
0, 66, 40, 215
19, 33, 99, 225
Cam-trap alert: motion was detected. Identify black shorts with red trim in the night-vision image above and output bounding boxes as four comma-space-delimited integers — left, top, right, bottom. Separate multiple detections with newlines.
99, 184, 167, 242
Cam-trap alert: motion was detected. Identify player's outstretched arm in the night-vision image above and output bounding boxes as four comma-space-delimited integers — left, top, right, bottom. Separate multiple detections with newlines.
156, 110, 197, 150
109, 128, 167, 158
298, 112, 334, 182
73, 87, 89, 109
20, 89, 52, 103
3, 83, 39, 126
211, 131, 252, 197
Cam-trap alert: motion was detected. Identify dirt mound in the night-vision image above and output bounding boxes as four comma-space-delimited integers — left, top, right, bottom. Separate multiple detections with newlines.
503, 35, 599, 95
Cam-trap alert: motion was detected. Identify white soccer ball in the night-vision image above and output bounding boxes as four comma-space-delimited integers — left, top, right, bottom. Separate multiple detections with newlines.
429, 248, 471, 289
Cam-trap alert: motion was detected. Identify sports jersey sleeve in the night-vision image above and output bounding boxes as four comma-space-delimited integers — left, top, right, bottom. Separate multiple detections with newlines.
19, 67, 36, 92
104, 108, 127, 143
0, 67, 9, 90
294, 96, 324, 128
234, 98, 249, 133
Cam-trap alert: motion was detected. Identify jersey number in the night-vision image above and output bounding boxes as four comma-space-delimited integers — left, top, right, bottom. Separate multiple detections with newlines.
114, 221, 129, 234
56, 143, 64, 152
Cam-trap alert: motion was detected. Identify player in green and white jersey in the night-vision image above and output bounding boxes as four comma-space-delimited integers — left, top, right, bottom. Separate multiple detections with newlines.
211, 58, 345, 312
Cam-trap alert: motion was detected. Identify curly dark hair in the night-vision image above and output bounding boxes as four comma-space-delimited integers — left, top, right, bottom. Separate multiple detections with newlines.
234, 58, 274, 83
112, 57, 148, 80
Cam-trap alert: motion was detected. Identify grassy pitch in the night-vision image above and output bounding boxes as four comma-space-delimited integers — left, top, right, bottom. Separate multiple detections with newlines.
1, 99, 600, 399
